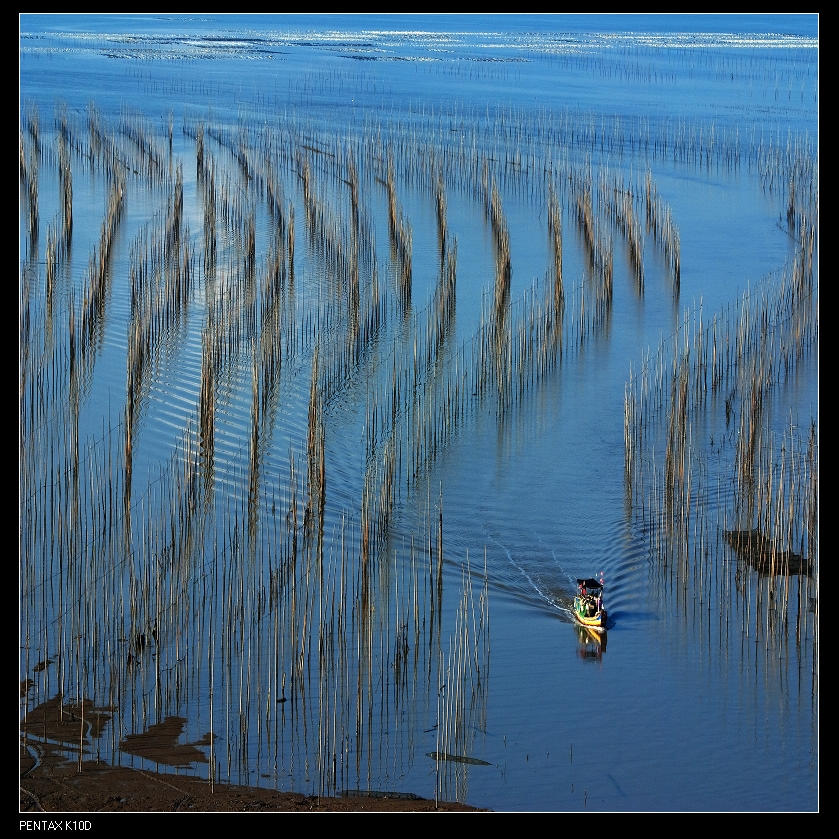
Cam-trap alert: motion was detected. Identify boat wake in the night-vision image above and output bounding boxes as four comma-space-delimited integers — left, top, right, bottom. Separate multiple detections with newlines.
485, 530, 577, 621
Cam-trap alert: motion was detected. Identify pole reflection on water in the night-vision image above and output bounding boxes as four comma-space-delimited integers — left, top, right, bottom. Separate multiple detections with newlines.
19, 14, 817, 811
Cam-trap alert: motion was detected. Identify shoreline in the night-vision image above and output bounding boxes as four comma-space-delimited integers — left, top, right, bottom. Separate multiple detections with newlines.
20, 743, 486, 813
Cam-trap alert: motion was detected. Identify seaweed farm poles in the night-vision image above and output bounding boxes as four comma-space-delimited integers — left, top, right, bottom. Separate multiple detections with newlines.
433, 558, 490, 807
548, 181, 564, 318
21, 124, 40, 247
385, 150, 413, 314
623, 234, 818, 659
488, 177, 513, 413
600, 170, 643, 292
306, 345, 326, 538
79, 167, 126, 361
58, 115, 73, 250
645, 170, 680, 295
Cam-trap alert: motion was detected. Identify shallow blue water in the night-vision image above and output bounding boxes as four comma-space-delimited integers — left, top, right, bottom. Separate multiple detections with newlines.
19, 14, 818, 812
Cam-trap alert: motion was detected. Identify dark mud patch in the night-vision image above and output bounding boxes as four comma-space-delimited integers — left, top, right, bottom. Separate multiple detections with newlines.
22, 696, 114, 747
19, 756, 487, 812
22, 696, 211, 769
120, 717, 211, 767
724, 529, 812, 576
427, 752, 492, 766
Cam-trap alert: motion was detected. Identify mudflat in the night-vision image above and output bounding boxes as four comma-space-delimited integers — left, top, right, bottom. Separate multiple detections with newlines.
20, 741, 485, 813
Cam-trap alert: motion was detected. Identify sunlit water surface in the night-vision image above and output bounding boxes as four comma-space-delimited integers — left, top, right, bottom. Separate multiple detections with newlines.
19, 14, 818, 811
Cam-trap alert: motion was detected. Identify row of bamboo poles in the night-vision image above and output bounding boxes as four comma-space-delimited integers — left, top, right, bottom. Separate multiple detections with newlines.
21, 91, 814, 575
623, 203, 817, 676
20, 73, 816, 800
22, 94, 781, 541
20, 100, 502, 799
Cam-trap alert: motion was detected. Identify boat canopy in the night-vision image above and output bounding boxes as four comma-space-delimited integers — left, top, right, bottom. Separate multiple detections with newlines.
577, 578, 603, 591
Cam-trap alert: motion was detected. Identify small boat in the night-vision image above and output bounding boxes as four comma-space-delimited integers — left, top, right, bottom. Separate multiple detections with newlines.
573, 576, 607, 631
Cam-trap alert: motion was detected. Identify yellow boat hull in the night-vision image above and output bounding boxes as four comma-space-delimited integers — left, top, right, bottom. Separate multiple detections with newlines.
573, 596, 606, 630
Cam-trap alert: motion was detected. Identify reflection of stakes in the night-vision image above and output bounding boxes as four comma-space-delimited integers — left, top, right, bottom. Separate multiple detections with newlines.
548, 182, 564, 318
435, 559, 490, 806
385, 150, 413, 313
623, 224, 818, 649
645, 170, 680, 294
600, 171, 642, 292
18, 69, 816, 800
